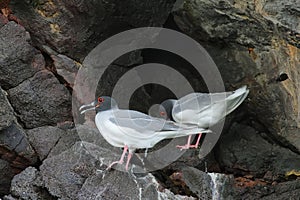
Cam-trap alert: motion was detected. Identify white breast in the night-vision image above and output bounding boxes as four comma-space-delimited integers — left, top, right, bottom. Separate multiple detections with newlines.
94, 111, 158, 149
95, 111, 125, 148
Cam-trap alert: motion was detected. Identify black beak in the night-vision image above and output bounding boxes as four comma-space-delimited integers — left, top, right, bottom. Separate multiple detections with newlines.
79, 101, 96, 114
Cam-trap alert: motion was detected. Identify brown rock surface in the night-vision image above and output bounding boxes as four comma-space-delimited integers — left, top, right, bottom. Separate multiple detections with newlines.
172, 0, 300, 152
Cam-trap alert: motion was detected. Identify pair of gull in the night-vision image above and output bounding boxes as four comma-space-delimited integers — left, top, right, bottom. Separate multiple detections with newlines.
80, 86, 249, 170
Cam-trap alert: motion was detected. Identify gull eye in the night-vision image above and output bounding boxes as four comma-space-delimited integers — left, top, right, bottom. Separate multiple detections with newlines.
98, 97, 104, 103
160, 111, 166, 116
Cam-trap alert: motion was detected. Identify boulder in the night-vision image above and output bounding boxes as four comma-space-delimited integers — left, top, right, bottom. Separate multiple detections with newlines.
0, 122, 37, 166
9, 167, 55, 200
10, 0, 176, 61
26, 126, 65, 160
8, 70, 72, 129
47, 126, 80, 158
181, 167, 213, 199
38, 140, 195, 199
39, 142, 100, 199
0, 122, 38, 196
0, 87, 14, 131
0, 159, 14, 196
179, 167, 233, 199
0, 21, 44, 90
216, 123, 300, 178
51, 54, 81, 87
234, 179, 300, 199
172, 0, 300, 152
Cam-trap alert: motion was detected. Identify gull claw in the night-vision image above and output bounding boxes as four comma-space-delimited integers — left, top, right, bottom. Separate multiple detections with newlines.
106, 160, 123, 171
176, 144, 199, 150
176, 144, 191, 150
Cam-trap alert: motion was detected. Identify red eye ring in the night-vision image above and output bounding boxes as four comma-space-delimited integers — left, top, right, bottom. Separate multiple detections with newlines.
98, 97, 104, 103
160, 111, 166, 116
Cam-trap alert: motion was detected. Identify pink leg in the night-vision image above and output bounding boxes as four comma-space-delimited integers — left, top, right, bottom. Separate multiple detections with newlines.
106, 145, 128, 170
189, 133, 202, 148
176, 133, 202, 149
176, 135, 192, 149
125, 153, 133, 171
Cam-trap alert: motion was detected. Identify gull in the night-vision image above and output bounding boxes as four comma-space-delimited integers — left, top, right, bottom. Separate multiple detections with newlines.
158, 86, 249, 149
79, 96, 211, 171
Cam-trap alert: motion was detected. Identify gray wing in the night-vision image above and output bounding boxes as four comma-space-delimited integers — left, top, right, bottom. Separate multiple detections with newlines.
108, 110, 182, 135
173, 92, 232, 115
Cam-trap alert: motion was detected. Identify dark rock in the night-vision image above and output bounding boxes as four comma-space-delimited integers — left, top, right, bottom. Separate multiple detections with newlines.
8, 70, 72, 129
26, 126, 65, 160
173, 0, 272, 46
1, 0, 298, 199
78, 171, 140, 200
2, 195, 17, 200
181, 167, 213, 199
41, 140, 143, 198
11, 0, 176, 61
47, 127, 80, 158
39, 142, 99, 199
216, 123, 300, 178
0, 87, 15, 130
74, 51, 152, 125
9, 167, 55, 200
72, 125, 111, 150
0, 121, 37, 196
259, 0, 300, 32
56, 120, 74, 130
234, 179, 300, 199
172, 0, 300, 152
97, 63, 153, 113
207, 172, 235, 200
154, 166, 234, 199
0, 159, 14, 196
78, 164, 192, 200
0, 122, 37, 166
167, 166, 300, 200
6, 137, 196, 199
0, 13, 9, 27
51, 54, 81, 87
0, 21, 45, 90
173, 136, 222, 171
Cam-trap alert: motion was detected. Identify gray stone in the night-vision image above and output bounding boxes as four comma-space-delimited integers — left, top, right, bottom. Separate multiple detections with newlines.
51, 54, 81, 87
0, 13, 9, 28
39, 142, 99, 199
234, 179, 300, 199
10, 167, 55, 200
0, 87, 15, 130
8, 70, 72, 129
260, 0, 300, 32
172, 0, 300, 152
77, 171, 140, 200
0, 122, 37, 165
26, 126, 65, 160
1, 1, 299, 199
47, 127, 80, 158
168, 168, 235, 200
2, 195, 18, 200
78, 166, 192, 200
0, 21, 45, 90
7, 137, 200, 200
0, 159, 14, 196
216, 123, 300, 178
207, 172, 234, 200
11, 0, 176, 61
181, 167, 213, 199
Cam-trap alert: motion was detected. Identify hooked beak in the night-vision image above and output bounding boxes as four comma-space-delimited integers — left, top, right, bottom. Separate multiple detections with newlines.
79, 101, 96, 114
